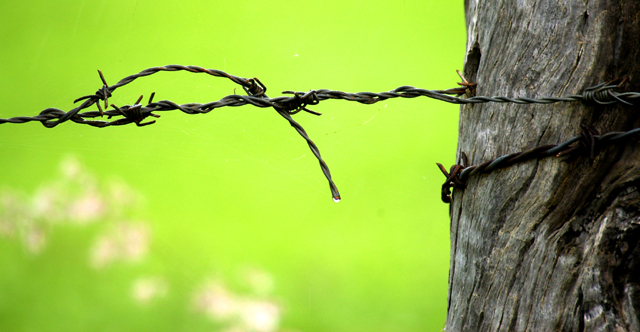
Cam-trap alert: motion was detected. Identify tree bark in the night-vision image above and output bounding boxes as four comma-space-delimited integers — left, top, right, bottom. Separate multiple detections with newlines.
447, 1, 640, 331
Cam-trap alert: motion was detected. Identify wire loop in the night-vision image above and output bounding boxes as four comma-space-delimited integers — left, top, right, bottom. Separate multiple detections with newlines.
2, 65, 640, 202
437, 124, 640, 203
244, 78, 267, 97
279, 91, 321, 115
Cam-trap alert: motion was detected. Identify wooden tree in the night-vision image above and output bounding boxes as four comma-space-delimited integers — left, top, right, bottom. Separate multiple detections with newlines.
446, 0, 640, 331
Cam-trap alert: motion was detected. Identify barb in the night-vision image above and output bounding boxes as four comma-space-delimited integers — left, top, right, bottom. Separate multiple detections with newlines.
0, 65, 339, 201
287, 82, 640, 106
436, 125, 640, 203
2, 65, 639, 202
3, 69, 639, 128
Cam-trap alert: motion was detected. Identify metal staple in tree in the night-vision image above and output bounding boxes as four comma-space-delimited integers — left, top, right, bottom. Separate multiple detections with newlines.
437, 125, 640, 203
1, 65, 639, 201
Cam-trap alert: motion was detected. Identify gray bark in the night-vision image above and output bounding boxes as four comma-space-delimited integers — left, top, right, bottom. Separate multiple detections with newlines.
447, 1, 640, 331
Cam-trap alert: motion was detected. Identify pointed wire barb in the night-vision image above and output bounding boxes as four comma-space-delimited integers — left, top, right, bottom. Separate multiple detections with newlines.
2, 66, 639, 201
436, 125, 640, 203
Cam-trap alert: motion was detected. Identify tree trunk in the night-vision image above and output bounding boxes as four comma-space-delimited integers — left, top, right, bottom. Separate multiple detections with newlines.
447, 1, 640, 331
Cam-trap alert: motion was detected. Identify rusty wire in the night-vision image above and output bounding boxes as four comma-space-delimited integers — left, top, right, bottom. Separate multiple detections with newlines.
286, 80, 640, 106
2, 68, 639, 128
0, 65, 339, 202
436, 125, 640, 203
1, 65, 640, 202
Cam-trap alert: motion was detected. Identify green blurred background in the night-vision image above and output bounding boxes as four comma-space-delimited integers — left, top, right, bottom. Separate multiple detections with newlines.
0, 1, 465, 331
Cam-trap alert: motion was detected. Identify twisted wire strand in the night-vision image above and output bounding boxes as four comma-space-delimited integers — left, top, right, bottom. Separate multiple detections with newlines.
2, 67, 639, 127
287, 83, 640, 106
5, 86, 638, 127
0, 65, 338, 201
57, 65, 264, 128
2, 65, 640, 201
272, 107, 341, 202
242, 88, 341, 202
0, 94, 324, 127
436, 126, 640, 203
107, 65, 256, 91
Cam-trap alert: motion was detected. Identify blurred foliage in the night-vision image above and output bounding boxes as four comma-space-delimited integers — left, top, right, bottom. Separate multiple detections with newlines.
0, 0, 465, 331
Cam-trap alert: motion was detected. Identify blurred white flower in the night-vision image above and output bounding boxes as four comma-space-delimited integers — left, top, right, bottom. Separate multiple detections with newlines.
0, 191, 24, 238
193, 281, 282, 332
68, 190, 105, 223
60, 156, 82, 179
194, 282, 238, 320
121, 223, 149, 260
0, 157, 148, 255
238, 300, 280, 332
132, 276, 168, 305
24, 225, 47, 254
30, 156, 107, 225
32, 187, 66, 222
91, 235, 117, 269
90, 222, 150, 269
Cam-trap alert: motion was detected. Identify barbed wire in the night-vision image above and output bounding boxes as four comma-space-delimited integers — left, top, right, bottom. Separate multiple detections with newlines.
1, 65, 639, 202
0, 66, 340, 201
436, 125, 640, 203
285, 82, 640, 106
